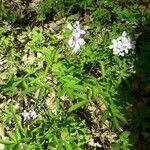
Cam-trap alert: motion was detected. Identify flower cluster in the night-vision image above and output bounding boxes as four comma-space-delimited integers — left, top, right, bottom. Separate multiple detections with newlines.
67, 21, 85, 53
109, 31, 136, 56
21, 109, 37, 121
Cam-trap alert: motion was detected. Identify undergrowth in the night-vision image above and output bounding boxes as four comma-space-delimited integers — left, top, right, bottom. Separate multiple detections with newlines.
0, 0, 149, 149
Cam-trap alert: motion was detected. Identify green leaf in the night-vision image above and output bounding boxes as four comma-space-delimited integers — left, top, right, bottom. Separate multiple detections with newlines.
101, 110, 110, 124
111, 142, 121, 150
112, 116, 120, 130
0, 139, 14, 144
100, 61, 105, 78
120, 131, 130, 141
64, 141, 72, 150
68, 100, 88, 112
15, 128, 21, 141
20, 86, 39, 96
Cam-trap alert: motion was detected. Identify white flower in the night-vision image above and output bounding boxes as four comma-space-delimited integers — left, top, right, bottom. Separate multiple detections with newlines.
88, 138, 102, 148
21, 109, 37, 121
68, 21, 85, 53
109, 31, 136, 56
95, 142, 102, 148
21, 110, 31, 121
29, 110, 37, 119
68, 36, 85, 53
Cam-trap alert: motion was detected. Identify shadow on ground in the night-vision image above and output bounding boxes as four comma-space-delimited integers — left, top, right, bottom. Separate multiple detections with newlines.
118, 20, 150, 150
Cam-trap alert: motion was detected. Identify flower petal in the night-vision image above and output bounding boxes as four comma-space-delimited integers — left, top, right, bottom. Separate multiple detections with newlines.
78, 38, 85, 46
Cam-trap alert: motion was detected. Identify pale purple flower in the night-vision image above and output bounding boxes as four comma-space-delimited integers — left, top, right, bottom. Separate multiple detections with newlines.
68, 21, 85, 53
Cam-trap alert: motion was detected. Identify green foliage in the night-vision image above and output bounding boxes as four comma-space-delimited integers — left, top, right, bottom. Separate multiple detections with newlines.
0, 5, 17, 22
0, 22, 137, 148
0, 0, 149, 149
111, 131, 131, 150
36, 0, 65, 21
0, 104, 90, 149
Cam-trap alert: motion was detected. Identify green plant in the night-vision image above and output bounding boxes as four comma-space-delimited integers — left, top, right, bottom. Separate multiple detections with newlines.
0, 103, 90, 150
111, 131, 131, 150
0, 1, 149, 149
0, 5, 17, 22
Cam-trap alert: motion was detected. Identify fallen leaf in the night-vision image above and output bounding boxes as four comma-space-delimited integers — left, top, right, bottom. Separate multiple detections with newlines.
0, 123, 5, 138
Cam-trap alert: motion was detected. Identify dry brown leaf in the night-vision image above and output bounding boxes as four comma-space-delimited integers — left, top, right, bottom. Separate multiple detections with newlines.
0, 123, 5, 138
83, 13, 93, 23
45, 90, 56, 108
